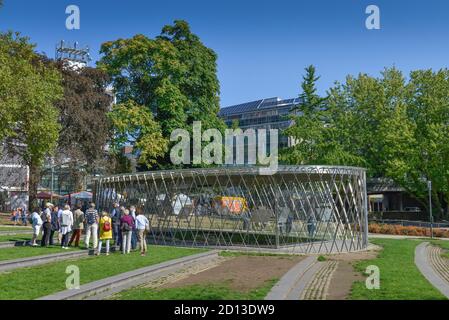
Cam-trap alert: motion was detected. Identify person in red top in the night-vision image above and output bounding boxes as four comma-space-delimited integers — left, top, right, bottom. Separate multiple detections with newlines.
120, 209, 134, 254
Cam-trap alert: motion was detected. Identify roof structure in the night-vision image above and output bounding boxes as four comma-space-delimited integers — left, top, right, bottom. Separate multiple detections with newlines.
93, 165, 368, 253
218, 97, 301, 117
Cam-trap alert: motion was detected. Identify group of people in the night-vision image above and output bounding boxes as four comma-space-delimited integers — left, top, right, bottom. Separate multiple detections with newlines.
10, 207, 27, 226
29, 202, 150, 256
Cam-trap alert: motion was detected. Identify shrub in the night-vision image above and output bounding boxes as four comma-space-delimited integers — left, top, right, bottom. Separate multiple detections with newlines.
368, 223, 449, 238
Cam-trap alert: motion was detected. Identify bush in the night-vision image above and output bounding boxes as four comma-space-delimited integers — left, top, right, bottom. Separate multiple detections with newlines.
368, 223, 449, 238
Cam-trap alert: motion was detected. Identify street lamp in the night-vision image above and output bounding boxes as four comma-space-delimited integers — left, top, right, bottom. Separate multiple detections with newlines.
50, 158, 55, 204
427, 180, 433, 239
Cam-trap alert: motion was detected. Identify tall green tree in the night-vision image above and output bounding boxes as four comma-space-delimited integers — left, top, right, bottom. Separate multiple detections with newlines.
394, 69, 449, 217
281, 65, 328, 164
98, 20, 225, 169
49, 62, 112, 191
0, 32, 63, 208
282, 66, 449, 218
158, 20, 224, 132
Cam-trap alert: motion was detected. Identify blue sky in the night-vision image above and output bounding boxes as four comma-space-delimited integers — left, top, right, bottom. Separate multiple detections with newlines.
1, 0, 449, 107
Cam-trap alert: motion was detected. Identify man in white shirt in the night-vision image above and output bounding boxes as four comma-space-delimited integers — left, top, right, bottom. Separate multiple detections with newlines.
59, 205, 74, 249
135, 211, 149, 256
30, 209, 43, 246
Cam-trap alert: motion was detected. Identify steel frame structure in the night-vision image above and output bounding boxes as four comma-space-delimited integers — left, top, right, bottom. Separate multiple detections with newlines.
93, 165, 368, 253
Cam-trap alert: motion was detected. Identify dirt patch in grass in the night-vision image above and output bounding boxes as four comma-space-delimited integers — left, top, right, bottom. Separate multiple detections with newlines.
325, 246, 381, 300
162, 255, 303, 293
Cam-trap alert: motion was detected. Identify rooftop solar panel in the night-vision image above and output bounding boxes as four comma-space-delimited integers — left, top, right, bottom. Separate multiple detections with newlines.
219, 97, 302, 116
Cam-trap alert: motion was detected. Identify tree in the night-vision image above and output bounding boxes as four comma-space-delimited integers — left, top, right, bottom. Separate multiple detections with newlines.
0, 32, 63, 208
281, 66, 449, 218
108, 101, 168, 167
49, 62, 112, 191
98, 20, 225, 169
281, 65, 329, 164
158, 20, 224, 133
394, 69, 449, 218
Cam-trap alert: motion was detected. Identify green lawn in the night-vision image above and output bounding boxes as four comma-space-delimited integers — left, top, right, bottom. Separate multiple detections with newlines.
0, 246, 205, 300
0, 246, 84, 261
113, 279, 278, 300
350, 239, 446, 300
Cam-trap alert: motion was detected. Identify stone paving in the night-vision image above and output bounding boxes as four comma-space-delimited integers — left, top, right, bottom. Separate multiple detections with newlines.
427, 245, 449, 284
300, 260, 338, 300
264, 256, 318, 300
415, 242, 449, 299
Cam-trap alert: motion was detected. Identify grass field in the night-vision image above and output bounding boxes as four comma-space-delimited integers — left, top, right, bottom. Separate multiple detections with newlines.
350, 239, 446, 300
0, 246, 206, 300
0, 246, 83, 261
114, 279, 278, 300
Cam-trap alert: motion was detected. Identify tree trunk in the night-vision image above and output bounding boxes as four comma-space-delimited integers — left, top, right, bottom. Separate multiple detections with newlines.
28, 162, 41, 211
70, 163, 85, 192
432, 190, 442, 221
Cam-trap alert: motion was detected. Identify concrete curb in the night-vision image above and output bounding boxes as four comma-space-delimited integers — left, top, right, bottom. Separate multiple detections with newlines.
0, 238, 59, 249
37, 250, 218, 300
0, 250, 89, 272
0, 231, 33, 236
415, 242, 449, 299
0, 240, 33, 249
265, 256, 319, 300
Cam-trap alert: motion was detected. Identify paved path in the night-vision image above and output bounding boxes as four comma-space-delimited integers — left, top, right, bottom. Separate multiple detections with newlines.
0, 240, 33, 249
163, 239, 368, 255
265, 256, 320, 300
370, 233, 449, 241
428, 245, 449, 283
0, 230, 33, 236
415, 242, 449, 299
0, 237, 59, 249
300, 260, 338, 300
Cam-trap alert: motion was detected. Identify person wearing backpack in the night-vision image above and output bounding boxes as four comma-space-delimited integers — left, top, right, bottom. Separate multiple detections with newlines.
59, 205, 73, 249
97, 211, 113, 256
68, 205, 85, 247
85, 203, 99, 250
30, 208, 42, 246
120, 209, 134, 254
41, 203, 53, 224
